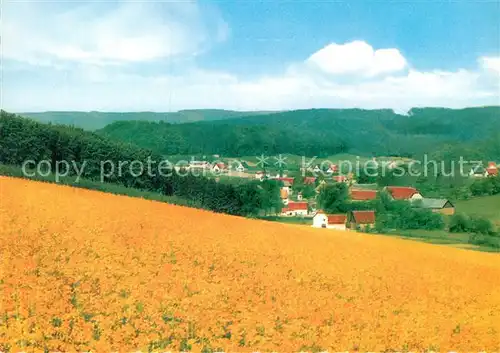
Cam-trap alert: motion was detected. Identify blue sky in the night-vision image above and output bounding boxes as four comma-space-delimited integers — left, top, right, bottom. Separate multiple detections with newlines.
209, 1, 499, 73
3, 0, 499, 112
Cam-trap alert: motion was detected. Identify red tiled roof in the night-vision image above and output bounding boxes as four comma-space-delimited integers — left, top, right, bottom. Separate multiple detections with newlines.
488, 162, 497, 168
386, 186, 419, 200
329, 164, 338, 172
327, 214, 347, 224
487, 167, 498, 176
304, 177, 317, 184
278, 177, 295, 185
215, 163, 227, 169
282, 201, 308, 212
351, 210, 376, 224
351, 189, 377, 201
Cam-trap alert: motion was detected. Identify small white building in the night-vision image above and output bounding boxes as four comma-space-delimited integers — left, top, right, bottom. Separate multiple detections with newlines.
312, 211, 347, 231
212, 163, 228, 173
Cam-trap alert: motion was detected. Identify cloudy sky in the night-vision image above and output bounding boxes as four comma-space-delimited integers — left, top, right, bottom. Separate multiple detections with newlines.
2, 0, 500, 112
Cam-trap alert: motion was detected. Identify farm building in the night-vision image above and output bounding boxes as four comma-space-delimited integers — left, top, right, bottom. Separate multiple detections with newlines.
326, 164, 338, 174
385, 186, 423, 200
486, 162, 498, 177
312, 211, 347, 230
350, 189, 378, 201
413, 198, 455, 215
277, 177, 295, 186
281, 201, 308, 217
347, 210, 376, 230
212, 163, 228, 173
230, 161, 246, 172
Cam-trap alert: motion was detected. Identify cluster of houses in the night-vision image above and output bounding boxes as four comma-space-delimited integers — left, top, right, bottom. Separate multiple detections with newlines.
186, 160, 247, 173
275, 171, 461, 231
311, 185, 456, 231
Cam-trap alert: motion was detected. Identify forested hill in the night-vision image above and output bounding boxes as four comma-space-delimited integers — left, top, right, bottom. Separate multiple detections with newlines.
97, 106, 500, 158
20, 109, 274, 130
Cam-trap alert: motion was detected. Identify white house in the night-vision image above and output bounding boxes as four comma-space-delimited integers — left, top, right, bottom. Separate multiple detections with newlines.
212, 163, 228, 173
312, 211, 347, 231
281, 201, 308, 217
326, 164, 338, 174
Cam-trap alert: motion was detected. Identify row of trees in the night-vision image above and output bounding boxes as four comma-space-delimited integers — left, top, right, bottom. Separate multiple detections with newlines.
0, 111, 282, 216
470, 175, 500, 197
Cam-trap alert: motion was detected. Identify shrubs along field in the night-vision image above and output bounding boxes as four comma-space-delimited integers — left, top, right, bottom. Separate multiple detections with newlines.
1, 177, 500, 352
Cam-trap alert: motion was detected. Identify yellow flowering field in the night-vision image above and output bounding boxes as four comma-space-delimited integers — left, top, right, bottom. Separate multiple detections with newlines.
1, 176, 499, 352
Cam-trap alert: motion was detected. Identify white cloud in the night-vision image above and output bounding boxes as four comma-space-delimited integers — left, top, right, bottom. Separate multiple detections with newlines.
479, 56, 500, 74
3, 1, 227, 66
5, 61, 498, 113
306, 40, 407, 77
1, 1, 498, 115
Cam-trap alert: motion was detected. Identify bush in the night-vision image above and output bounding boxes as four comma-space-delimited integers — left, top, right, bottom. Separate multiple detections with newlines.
449, 213, 472, 233
449, 213, 498, 236
468, 234, 500, 248
471, 217, 497, 236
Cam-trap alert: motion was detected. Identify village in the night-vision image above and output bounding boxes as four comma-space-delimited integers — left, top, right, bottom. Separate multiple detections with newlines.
180, 158, 500, 231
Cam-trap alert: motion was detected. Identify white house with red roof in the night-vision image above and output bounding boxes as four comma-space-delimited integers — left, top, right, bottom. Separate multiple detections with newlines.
212, 162, 228, 173
326, 164, 339, 174
281, 201, 308, 217
486, 162, 498, 177
385, 186, 423, 200
312, 211, 347, 230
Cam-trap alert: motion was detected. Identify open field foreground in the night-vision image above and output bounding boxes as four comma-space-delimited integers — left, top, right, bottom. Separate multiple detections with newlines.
1, 177, 500, 352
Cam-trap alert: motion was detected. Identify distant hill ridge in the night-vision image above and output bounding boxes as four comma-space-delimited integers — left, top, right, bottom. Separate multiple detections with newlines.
20, 109, 276, 130
95, 106, 500, 158
16, 106, 500, 158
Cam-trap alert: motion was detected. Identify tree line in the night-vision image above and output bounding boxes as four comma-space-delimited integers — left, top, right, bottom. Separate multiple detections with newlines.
0, 111, 281, 216
96, 106, 500, 159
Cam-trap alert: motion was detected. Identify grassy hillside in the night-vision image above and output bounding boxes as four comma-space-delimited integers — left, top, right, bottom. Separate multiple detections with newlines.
455, 194, 500, 225
20, 110, 273, 130
2, 176, 500, 351
97, 106, 500, 158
